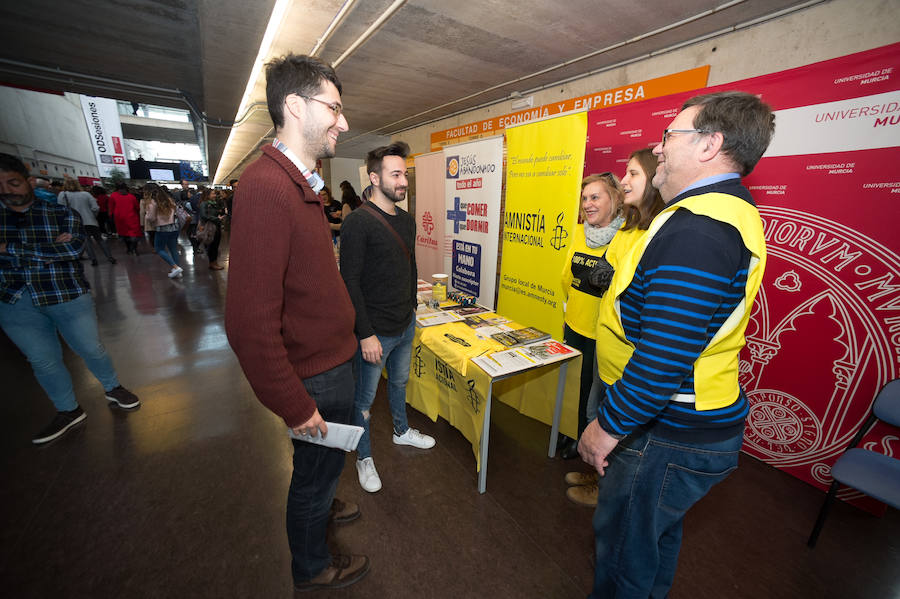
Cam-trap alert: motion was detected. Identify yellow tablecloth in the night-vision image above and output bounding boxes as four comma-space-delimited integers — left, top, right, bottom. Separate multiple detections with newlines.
406, 319, 581, 470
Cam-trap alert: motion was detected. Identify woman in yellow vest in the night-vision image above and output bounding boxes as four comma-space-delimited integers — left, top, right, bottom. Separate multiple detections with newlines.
558, 173, 624, 460
565, 149, 663, 506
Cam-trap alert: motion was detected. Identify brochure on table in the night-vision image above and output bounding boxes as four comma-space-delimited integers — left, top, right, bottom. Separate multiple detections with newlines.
414, 299, 579, 377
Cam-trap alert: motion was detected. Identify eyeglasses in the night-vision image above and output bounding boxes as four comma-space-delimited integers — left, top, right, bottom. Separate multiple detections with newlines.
299, 95, 343, 118
661, 129, 708, 147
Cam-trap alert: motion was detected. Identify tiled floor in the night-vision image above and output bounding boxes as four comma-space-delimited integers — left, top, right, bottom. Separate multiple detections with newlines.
1, 233, 897, 598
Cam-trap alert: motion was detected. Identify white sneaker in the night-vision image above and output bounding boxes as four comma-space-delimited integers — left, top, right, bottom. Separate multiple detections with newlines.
356, 457, 382, 493
167, 266, 183, 278
392, 428, 435, 449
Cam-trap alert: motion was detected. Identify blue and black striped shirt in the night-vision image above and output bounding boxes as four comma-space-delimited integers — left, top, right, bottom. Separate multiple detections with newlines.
597, 179, 754, 442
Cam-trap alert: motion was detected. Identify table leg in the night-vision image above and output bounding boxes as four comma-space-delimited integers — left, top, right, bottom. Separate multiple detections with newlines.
478, 380, 494, 494
548, 361, 569, 458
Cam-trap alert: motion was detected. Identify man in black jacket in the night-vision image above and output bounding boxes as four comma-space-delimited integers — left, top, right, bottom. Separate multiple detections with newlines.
340, 141, 435, 494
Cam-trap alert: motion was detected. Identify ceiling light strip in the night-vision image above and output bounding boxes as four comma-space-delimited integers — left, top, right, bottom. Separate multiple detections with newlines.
215, 0, 291, 183
332, 0, 408, 69
311, 0, 360, 56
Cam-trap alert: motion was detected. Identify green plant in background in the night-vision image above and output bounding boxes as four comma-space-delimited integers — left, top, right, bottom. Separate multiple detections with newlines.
106, 167, 126, 188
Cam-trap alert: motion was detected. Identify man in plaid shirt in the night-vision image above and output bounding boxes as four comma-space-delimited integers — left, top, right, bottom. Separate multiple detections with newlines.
0, 153, 140, 444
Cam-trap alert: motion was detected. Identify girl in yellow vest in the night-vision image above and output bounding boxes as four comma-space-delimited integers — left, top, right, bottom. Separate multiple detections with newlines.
565, 149, 664, 507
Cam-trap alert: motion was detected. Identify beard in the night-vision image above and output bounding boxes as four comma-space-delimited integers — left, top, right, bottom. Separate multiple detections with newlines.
303, 120, 336, 160
378, 181, 407, 203
1, 190, 34, 208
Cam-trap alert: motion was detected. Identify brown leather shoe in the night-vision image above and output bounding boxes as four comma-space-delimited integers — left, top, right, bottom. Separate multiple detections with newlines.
294, 554, 370, 592
329, 497, 360, 524
564, 471, 599, 486
566, 483, 598, 507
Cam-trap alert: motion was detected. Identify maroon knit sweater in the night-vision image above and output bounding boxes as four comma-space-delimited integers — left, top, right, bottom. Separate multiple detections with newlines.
225, 145, 357, 428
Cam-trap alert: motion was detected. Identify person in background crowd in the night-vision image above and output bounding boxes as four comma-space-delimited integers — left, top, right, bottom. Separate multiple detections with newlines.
0, 153, 140, 445
91, 185, 113, 236
175, 180, 201, 254
58, 179, 115, 266
340, 141, 435, 495
319, 185, 342, 241
32, 177, 58, 204
564, 148, 664, 507
139, 185, 156, 249
144, 184, 183, 279
197, 188, 225, 270
225, 53, 368, 592
580, 91, 774, 598
109, 182, 142, 255
49, 180, 63, 199
557, 173, 625, 467
226, 179, 238, 228
339, 179, 361, 220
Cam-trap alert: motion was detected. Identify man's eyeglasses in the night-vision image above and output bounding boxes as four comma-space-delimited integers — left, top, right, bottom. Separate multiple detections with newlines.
661, 129, 708, 147
299, 95, 343, 118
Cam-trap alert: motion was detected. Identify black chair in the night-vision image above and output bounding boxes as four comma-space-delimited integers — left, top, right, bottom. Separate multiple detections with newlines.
807, 378, 900, 548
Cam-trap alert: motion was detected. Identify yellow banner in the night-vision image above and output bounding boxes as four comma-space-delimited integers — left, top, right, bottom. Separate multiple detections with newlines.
498, 112, 587, 340
430, 66, 709, 151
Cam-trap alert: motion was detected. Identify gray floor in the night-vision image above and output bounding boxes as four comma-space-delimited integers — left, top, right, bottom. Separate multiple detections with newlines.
1, 233, 898, 598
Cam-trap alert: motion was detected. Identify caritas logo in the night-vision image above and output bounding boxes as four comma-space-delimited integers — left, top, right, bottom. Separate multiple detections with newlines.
421, 211, 435, 235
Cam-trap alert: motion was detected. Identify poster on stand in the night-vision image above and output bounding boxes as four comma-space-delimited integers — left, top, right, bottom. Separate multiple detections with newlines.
79, 95, 130, 178
443, 137, 503, 309
414, 151, 446, 282
583, 42, 900, 510
497, 113, 587, 340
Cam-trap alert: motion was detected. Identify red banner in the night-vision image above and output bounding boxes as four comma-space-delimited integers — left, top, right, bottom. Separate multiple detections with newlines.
584, 43, 900, 511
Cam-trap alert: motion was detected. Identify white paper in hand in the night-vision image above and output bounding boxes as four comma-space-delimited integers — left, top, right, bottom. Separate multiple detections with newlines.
288, 421, 364, 452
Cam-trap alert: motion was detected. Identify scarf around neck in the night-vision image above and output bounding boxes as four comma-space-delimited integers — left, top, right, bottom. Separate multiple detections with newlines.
584, 215, 624, 248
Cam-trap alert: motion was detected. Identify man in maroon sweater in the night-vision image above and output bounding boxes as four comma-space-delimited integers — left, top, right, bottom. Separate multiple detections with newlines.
225, 54, 369, 592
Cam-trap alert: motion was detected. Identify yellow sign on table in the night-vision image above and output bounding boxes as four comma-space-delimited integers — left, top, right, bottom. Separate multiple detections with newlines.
405, 322, 581, 482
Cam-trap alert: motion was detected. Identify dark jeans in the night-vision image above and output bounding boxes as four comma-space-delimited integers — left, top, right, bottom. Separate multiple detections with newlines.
205, 220, 221, 262
97, 212, 111, 234
563, 324, 596, 437
122, 236, 140, 254
186, 222, 200, 252
591, 427, 742, 598
83, 225, 113, 261
287, 359, 356, 583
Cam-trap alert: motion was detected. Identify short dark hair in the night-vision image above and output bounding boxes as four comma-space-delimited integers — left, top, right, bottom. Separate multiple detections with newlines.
366, 141, 410, 175
228, 179, 238, 186
682, 91, 775, 176
0, 153, 28, 176
621, 148, 664, 231
265, 54, 342, 130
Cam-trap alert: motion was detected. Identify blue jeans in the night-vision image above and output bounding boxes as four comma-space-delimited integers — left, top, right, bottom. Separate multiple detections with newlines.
0, 292, 119, 412
154, 229, 181, 268
354, 318, 415, 459
287, 359, 355, 583
590, 427, 742, 599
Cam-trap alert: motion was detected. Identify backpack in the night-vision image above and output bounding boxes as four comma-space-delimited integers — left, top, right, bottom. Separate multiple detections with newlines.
175, 202, 191, 229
